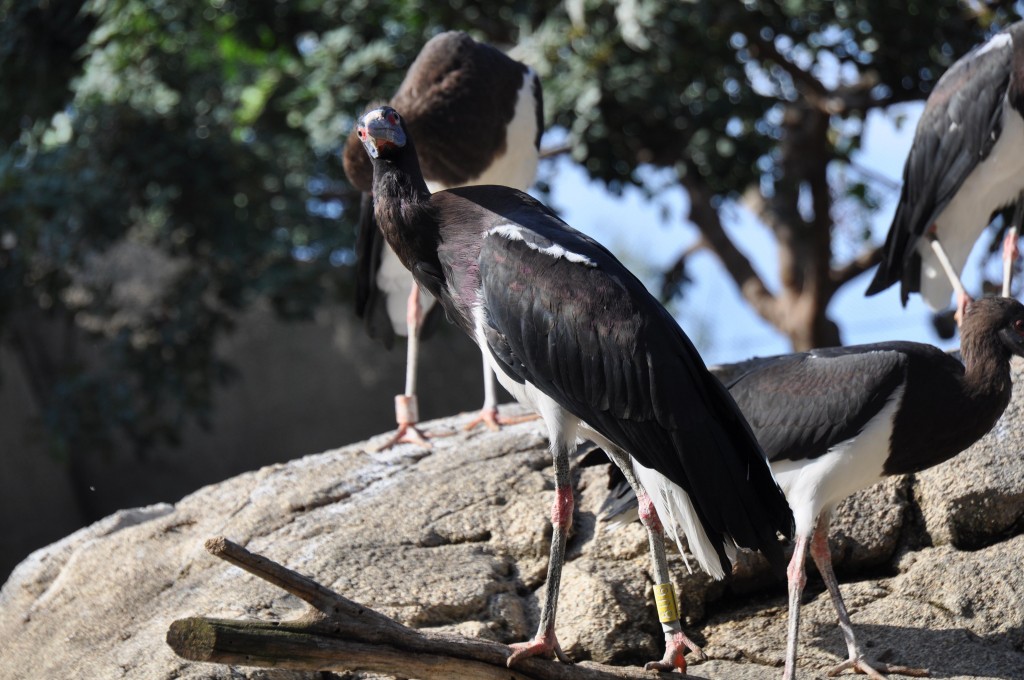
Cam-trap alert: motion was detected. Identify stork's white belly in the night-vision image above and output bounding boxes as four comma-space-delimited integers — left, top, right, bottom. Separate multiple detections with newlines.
424, 70, 540, 195
919, 99, 1024, 310
771, 386, 902, 537
376, 246, 435, 337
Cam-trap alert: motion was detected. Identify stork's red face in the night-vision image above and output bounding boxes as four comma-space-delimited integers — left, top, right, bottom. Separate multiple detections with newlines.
357, 107, 407, 159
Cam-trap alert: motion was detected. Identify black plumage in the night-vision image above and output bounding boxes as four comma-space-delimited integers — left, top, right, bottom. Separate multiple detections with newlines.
342, 31, 544, 445
603, 296, 1024, 679
356, 105, 793, 672
867, 21, 1024, 318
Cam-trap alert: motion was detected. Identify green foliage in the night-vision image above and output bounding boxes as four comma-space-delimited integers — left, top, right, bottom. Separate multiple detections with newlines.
530, 0, 1021, 198
1, 0, 1021, 459
0, 0, 345, 456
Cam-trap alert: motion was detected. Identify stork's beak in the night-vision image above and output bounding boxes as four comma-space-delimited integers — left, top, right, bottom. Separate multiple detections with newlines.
357, 107, 406, 159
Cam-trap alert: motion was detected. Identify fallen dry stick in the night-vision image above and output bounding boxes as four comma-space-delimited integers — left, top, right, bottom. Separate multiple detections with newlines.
166, 536, 697, 680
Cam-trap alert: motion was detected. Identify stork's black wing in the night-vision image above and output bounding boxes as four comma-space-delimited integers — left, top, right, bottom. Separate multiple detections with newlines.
353, 194, 396, 348
724, 346, 909, 463
867, 32, 1013, 300
353, 192, 444, 346
465, 195, 792, 565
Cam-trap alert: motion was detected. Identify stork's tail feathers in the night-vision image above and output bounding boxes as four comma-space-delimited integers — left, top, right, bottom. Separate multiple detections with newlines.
633, 463, 731, 579
689, 378, 794, 577
865, 261, 897, 297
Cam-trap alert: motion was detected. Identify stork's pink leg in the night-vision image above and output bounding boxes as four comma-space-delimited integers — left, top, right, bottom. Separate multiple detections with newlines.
637, 493, 705, 673
954, 289, 973, 329
1003, 226, 1019, 298
596, 443, 706, 673
783, 531, 810, 680
924, 232, 973, 327
463, 356, 539, 431
810, 516, 929, 680
507, 444, 574, 666
375, 283, 451, 450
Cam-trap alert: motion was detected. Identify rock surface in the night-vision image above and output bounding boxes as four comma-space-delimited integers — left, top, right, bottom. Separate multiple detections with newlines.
3, 363, 1024, 679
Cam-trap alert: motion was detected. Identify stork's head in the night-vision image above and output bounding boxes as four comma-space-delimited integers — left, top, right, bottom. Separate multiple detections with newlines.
962, 295, 1024, 361
356, 107, 407, 160
992, 297, 1024, 359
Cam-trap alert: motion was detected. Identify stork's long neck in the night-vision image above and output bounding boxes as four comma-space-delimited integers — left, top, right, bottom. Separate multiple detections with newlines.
370, 143, 440, 274
960, 323, 1013, 404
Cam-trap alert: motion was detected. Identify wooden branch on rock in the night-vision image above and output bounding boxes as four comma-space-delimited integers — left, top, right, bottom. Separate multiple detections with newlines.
166, 537, 695, 680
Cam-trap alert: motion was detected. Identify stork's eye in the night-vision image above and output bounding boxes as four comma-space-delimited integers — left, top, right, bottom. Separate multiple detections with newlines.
357, 128, 366, 139
385, 110, 400, 125
1014, 319, 1024, 333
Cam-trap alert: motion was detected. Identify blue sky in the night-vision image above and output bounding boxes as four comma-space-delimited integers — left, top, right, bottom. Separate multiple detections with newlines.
539, 100, 992, 365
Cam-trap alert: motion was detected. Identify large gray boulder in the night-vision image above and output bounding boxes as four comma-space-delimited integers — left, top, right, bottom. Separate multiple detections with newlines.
3, 362, 1024, 679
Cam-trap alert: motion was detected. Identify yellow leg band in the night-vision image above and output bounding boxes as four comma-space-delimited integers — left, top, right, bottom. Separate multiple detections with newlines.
653, 582, 679, 624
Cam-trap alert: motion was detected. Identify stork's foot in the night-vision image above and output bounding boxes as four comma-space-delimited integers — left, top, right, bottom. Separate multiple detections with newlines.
373, 422, 436, 451
825, 654, 929, 679
506, 634, 572, 666
463, 406, 540, 432
373, 395, 455, 451
643, 630, 706, 673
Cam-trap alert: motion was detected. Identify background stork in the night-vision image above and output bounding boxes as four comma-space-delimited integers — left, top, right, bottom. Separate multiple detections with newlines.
866, 21, 1024, 323
355, 105, 793, 672
603, 296, 1024, 679
342, 31, 543, 448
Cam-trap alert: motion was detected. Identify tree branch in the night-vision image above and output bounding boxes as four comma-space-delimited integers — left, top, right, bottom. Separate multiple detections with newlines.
682, 176, 782, 326
849, 160, 901, 193
739, 24, 895, 116
741, 31, 837, 113
539, 142, 573, 160
829, 246, 884, 293
166, 537, 702, 680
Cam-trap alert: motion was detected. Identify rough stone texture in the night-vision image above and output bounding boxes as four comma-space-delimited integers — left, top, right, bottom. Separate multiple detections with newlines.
3, 364, 1024, 679
915, 379, 1024, 549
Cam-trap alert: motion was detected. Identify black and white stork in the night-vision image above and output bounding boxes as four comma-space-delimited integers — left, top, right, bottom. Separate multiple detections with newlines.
355, 105, 794, 671
866, 22, 1024, 323
342, 31, 544, 447
603, 296, 1024, 679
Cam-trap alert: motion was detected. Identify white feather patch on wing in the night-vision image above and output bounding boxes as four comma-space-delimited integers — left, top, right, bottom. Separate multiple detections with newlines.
632, 460, 729, 580
486, 224, 597, 267
975, 31, 1012, 58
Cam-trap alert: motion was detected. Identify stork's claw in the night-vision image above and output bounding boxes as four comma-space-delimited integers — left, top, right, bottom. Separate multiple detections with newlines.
464, 407, 540, 432
826, 655, 929, 679
643, 630, 705, 673
374, 423, 435, 451
373, 395, 456, 451
506, 634, 571, 666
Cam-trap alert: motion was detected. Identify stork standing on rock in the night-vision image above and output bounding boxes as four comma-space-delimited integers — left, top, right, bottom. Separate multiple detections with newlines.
355, 105, 794, 672
866, 21, 1024, 323
343, 31, 544, 448
603, 296, 1024, 679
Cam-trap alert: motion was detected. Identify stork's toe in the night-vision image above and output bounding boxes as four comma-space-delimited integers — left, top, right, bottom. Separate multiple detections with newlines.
506, 634, 571, 666
825, 655, 929, 679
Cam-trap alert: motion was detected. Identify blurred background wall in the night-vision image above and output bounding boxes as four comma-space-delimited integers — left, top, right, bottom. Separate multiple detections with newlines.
0, 305, 484, 580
